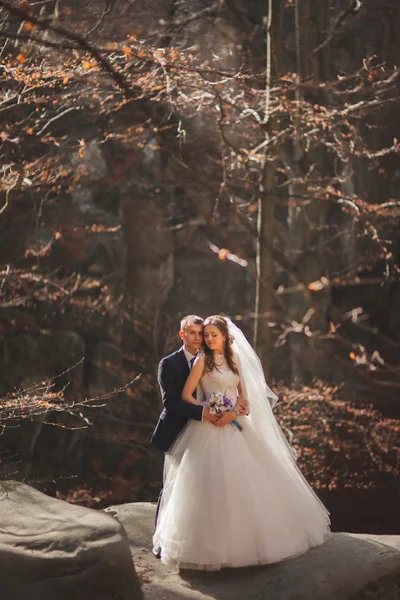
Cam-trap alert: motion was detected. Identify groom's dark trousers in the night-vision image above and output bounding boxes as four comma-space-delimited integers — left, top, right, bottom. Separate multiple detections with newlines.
150, 347, 203, 525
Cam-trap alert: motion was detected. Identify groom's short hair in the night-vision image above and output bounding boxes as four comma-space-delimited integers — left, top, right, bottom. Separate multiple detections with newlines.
180, 315, 204, 331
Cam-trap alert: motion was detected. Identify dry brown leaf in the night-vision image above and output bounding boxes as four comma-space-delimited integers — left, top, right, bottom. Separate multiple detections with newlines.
218, 248, 230, 260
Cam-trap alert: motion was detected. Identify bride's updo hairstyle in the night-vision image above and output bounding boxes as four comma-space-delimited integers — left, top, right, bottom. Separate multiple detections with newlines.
202, 315, 239, 375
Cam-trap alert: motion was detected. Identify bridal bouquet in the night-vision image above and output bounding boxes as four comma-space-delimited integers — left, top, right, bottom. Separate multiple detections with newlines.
207, 392, 243, 432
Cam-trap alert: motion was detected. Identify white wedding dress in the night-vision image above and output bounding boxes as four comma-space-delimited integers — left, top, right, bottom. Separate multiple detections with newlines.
153, 358, 332, 570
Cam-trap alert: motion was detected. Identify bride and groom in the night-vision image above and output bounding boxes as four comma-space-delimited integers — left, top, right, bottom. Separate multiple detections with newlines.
151, 314, 331, 570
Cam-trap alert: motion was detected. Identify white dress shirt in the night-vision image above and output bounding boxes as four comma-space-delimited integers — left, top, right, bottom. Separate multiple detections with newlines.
183, 346, 197, 366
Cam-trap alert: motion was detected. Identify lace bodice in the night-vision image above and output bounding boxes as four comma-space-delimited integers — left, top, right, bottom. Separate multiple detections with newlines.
199, 357, 240, 408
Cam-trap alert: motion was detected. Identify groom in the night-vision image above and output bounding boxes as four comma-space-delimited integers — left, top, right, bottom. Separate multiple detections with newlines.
150, 315, 219, 556
151, 314, 218, 452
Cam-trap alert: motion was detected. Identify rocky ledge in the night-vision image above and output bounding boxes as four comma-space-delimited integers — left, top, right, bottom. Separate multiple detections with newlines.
0, 481, 143, 600
1, 482, 399, 600
105, 502, 400, 600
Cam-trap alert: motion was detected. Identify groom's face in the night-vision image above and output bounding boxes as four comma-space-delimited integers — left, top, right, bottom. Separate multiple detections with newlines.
180, 324, 203, 355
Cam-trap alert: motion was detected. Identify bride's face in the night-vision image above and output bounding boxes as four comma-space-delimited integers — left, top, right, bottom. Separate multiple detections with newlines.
204, 325, 225, 354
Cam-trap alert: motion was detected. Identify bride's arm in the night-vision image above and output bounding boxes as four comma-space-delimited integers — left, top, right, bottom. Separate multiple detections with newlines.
181, 356, 204, 405
236, 381, 249, 415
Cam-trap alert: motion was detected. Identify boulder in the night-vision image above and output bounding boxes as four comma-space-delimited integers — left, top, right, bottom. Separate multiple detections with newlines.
122, 193, 174, 315
0, 481, 143, 600
104, 502, 400, 600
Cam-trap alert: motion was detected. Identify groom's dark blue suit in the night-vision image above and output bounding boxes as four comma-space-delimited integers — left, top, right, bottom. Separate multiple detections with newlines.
151, 347, 203, 543
150, 346, 203, 453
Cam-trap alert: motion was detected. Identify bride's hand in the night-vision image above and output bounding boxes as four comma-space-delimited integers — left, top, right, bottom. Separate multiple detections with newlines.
213, 411, 237, 427
203, 407, 222, 425
236, 401, 248, 416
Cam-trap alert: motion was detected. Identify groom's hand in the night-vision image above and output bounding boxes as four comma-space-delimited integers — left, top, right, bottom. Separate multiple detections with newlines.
202, 407, 222, 426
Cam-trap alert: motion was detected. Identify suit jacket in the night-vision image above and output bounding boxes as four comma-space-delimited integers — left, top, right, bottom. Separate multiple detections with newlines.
150, 347, 203, 452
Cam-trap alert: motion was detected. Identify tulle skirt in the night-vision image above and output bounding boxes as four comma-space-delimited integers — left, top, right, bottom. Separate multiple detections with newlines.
153, 417, 332, 570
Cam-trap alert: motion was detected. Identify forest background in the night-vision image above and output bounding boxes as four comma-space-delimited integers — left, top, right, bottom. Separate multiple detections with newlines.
0, 0, 399, 535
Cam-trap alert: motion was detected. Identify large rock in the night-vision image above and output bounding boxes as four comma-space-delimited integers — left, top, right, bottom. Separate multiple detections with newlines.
104, 502, 400, 600
0, 481, 143, 600
88, 340, 123, 397
122, 194, 174, 315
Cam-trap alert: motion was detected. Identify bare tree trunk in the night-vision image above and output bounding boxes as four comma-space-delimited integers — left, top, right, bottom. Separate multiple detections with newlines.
285, 0, 332, 381
253, 0, 282, 377
254, 161, 277, 379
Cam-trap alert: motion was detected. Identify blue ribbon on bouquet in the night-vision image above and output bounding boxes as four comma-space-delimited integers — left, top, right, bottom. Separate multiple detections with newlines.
230, 418, 243, 432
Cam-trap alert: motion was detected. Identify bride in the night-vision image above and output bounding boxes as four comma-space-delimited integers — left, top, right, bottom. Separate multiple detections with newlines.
153, 315, 332, 570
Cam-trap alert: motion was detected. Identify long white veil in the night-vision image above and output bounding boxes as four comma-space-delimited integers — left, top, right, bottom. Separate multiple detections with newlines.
227, 318, 299, 463
228, 317, 330, 523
